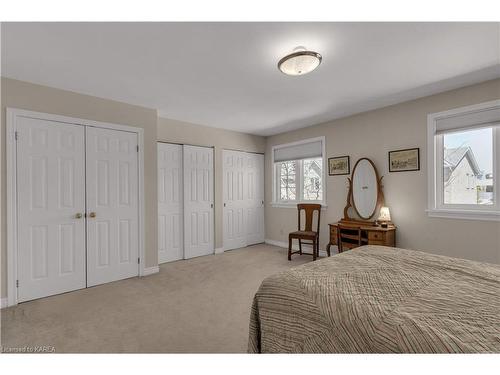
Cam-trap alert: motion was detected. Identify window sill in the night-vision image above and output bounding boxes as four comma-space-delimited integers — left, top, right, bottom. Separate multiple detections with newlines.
426, 208, 500, 222
271, 202, 328, 209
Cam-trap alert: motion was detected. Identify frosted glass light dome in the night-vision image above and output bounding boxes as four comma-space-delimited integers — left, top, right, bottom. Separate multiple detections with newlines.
278, 48, 322, 76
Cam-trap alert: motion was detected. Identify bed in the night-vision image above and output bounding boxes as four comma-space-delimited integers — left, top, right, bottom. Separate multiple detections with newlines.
248, 245, 500, 353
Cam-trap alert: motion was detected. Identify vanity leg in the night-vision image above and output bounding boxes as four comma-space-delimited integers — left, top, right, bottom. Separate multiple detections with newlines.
326, 243, 331, 257
288, 237, 292, 261
298, 239, 302, 255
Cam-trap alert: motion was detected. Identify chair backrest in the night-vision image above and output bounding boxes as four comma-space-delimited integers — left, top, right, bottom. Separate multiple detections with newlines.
297, 204, 321, 233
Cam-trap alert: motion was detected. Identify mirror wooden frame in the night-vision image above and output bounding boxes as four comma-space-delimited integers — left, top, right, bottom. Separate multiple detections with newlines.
343, 157, 385, 223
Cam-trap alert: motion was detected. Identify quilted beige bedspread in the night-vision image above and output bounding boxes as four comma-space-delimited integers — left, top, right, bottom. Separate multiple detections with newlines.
248, 246, 500, 353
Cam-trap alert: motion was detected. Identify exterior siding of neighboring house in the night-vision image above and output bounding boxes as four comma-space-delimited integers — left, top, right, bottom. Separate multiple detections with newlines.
477, 173, 494, 204
444, 147, 481, 204
444, 158, 478, 204
305, 159, 323, 200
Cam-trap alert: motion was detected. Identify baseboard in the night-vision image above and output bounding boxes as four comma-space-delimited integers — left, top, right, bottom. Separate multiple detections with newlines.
265, 239, 329, 257
142, 266, 159, 276
265, 239, 289, 248
1, 297, 8, 309
214, 247, 224, 254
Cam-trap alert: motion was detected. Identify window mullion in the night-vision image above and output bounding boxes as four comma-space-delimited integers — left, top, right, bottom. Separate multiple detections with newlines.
436, 134, 443, 209
295, 160, 304, 202
275, 163, 280, 203
495, 127, 499, 210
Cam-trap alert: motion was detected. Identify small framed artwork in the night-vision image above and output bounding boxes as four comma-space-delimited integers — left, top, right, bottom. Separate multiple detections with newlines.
388, 148, 420, 172
328, 156, 350, 176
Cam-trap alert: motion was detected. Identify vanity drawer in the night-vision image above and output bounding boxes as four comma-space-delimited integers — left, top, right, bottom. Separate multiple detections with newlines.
368, 231, 385, 241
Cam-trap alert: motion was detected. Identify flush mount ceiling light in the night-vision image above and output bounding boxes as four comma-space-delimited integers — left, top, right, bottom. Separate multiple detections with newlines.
278, 46, 322, 76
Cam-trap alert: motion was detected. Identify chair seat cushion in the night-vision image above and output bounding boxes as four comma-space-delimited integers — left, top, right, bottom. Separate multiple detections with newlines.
289, 230, 318, 238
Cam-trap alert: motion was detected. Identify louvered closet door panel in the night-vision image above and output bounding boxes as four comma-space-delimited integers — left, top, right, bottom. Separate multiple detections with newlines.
183, 145, 214, 259
158, 143, 184, 263
16, 117, 86, 302
223, 150, 247, 251
246, 153, 265, 245
86, 127, 139, 286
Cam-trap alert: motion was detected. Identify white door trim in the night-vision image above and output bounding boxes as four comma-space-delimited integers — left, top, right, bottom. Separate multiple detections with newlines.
6, 108, 146, 307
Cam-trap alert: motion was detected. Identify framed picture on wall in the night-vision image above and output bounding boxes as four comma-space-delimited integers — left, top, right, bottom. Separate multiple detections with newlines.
388, 148, 420, 172
328, 156, 350, 176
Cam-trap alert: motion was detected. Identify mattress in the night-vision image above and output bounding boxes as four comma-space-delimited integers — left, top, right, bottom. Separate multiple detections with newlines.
248, 245, 500, 353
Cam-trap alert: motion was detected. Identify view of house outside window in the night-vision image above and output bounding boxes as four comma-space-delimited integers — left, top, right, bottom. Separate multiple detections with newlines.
303, 158, 323, 201
443, 127, 493, 205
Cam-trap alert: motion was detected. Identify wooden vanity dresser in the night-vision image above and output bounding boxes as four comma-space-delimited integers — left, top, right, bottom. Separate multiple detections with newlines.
326, 157, 396, 255
327, 220, 396, 254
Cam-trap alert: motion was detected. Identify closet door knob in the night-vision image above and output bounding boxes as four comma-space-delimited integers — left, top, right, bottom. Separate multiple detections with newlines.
89, 212, 96, 218
75, 213, 82, 219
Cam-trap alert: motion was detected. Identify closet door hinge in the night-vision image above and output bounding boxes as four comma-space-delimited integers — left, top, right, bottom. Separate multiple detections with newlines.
136, 145, 139, 152
16, 280, 19, 288
137, 257, 140, 264
15, 131, 19, 141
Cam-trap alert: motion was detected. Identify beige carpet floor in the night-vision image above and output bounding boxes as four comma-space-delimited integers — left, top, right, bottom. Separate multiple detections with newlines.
1, 244, 314, 353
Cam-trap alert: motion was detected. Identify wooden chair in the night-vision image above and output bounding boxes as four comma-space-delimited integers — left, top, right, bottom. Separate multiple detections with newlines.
288, 204, 321, 261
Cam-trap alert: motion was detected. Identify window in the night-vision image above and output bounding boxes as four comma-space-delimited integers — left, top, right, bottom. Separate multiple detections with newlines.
428, 100, 500, 221
279, 160, 297, 201
273, 137, 325, 206
303, 158, 323, 201
443, 128, 493, 205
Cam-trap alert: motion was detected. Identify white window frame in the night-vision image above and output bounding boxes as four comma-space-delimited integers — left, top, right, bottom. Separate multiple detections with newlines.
271, 136, 327, 208
427, 100, 500, 221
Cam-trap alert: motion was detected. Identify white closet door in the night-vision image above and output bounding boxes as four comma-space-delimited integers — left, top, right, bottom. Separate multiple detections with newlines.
158, 143, 184, 263
222, 150, 247, 251
183, 145, 214, 259
246, 153, 265, 245
86, 127, 139, 286
16, 117, 86, 302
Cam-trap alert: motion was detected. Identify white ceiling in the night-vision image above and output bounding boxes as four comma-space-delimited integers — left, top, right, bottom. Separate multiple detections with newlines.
2, 22, 499, 136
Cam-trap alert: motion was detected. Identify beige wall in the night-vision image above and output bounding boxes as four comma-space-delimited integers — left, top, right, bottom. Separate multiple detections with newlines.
2, 76, 499, 301
265, 78, 500, 264
1, 77, 159, 298
157, 117, 266, 249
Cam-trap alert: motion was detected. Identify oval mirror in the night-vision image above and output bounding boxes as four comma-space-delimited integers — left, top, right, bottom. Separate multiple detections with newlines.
352, 158, 379, 219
